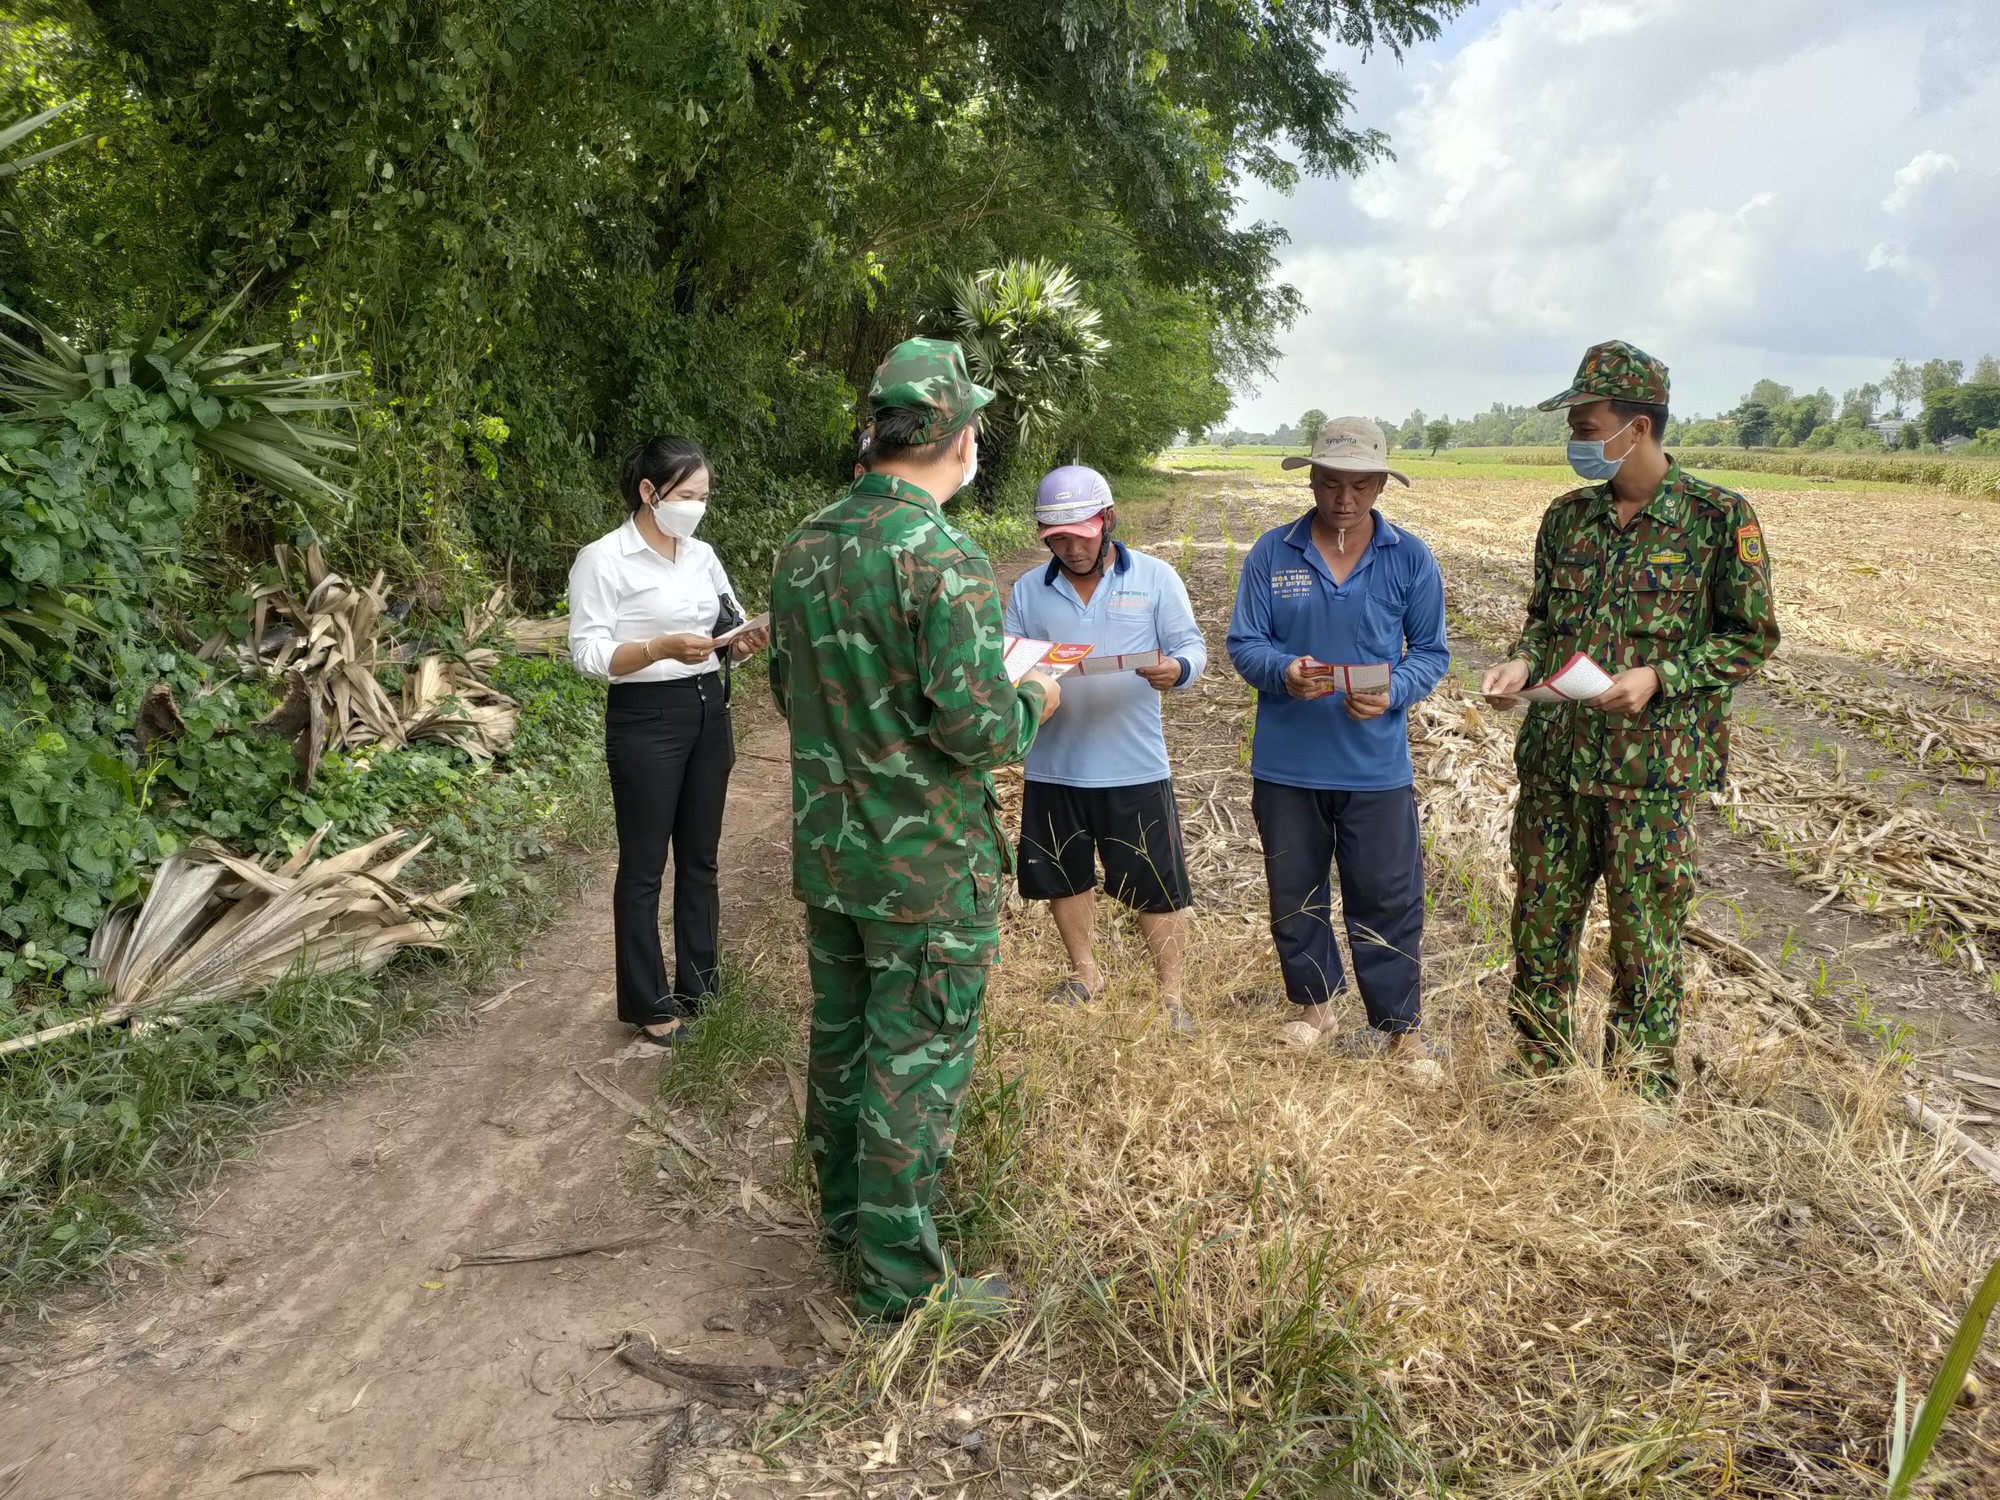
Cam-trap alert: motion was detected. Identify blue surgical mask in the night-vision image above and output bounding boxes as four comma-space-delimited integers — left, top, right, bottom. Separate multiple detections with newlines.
1566, 418, 1639, 481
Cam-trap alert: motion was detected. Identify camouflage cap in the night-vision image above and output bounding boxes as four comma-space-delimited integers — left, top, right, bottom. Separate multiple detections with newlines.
867, 337, 995, 441
1537, 340, 1670, 411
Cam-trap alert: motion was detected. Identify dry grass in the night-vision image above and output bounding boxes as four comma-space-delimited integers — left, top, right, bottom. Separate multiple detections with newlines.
930, 666, 2000, 1497
732, 473, 2000, 1500
1720, 733, 2000, 966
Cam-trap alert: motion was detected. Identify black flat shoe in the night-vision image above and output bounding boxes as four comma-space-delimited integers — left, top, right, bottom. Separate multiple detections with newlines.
635, 1020, 689, 1048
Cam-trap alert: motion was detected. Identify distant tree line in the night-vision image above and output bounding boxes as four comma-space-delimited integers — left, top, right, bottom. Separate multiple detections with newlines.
1208, 353, 2000, 455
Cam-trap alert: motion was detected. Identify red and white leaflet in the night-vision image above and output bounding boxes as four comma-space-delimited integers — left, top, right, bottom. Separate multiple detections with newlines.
1509, 652, 1615, 704
1002, 635, 1092, 683
1071, 648, 1166, 677
1296, 659, 1393, 694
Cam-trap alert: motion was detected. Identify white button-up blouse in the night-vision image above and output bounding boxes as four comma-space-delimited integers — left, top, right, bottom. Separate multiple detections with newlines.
566, 516, 745, 683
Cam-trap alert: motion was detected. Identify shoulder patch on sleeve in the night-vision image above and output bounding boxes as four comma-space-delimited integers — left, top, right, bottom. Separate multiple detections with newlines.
1735, 523, 1765, 565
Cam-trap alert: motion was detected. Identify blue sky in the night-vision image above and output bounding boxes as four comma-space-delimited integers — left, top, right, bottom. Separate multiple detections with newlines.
1228, 0, 2000, 431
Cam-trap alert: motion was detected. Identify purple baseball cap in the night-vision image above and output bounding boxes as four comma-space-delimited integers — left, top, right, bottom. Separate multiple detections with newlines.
1035, 465, 1114, 539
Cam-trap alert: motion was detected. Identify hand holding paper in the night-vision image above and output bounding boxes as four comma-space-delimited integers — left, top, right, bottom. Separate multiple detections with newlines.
1072, 648, 1166, 677
1491, 652, 1615, 706
1295, 659, 1393, 695
712, 611, 770, 649
1003, 635, 1093, 684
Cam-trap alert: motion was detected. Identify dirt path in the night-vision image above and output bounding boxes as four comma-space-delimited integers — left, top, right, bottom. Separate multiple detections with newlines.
0, 716, 812, 1500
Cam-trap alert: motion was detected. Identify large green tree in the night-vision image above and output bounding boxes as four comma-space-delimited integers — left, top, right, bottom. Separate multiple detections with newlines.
3, 0, 1470, 601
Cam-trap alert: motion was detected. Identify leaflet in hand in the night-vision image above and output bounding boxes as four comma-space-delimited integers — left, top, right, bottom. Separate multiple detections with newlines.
1071, 648, 1167, 677
1003, 635, 1093, 683
1297, 659, 1392, 694
1509, 652, 1615, 704
712, 611, 770, 648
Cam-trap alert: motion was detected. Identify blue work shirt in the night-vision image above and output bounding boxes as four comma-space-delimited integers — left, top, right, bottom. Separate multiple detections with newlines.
1226, 509, 1450, 791
1003, 542, 1207, 787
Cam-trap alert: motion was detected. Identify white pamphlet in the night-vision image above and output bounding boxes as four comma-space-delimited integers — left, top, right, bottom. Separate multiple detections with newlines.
1002, 635, 1092, 683
1508, 652, 1615, 705
712, 611, 770, 648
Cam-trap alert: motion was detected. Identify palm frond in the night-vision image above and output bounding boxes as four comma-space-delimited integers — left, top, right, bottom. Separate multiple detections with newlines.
0, 297, 356, 507
0, 102, 98, 181
930, 258, 1108, 446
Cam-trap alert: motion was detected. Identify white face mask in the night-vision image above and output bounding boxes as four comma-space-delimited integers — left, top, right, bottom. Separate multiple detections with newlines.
957, 432, 979, 497
650, 497, 707, 538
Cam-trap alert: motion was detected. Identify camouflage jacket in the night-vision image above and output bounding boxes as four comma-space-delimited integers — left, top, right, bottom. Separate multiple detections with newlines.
1511, 462, 1778, 799
769, 472, 1047, 923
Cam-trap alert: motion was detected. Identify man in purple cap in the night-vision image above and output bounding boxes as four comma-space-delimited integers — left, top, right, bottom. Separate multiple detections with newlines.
1002, 466, 1207, 1025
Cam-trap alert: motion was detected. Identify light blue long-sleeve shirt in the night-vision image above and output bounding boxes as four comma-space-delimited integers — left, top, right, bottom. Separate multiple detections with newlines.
1003, 542, 1206, 787
1225, 509, 1450, 791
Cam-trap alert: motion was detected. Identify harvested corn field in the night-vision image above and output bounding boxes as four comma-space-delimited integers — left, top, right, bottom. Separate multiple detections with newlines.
737, 470, 2000, 1500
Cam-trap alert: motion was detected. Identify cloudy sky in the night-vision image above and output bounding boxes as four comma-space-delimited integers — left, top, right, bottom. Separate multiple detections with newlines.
1230, 0, 1999, 430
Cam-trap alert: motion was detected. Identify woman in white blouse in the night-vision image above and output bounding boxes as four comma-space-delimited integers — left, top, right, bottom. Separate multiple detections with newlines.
567, 437, 768, 1045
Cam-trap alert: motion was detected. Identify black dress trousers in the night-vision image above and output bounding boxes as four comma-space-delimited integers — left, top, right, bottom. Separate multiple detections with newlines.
603, 672, 734, 1025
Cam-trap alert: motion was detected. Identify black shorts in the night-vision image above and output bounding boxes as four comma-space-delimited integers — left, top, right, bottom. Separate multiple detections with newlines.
1017, 778, 1192, 913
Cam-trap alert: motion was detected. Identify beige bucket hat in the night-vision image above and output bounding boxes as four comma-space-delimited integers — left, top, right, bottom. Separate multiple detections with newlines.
1281, 416, 1410, 486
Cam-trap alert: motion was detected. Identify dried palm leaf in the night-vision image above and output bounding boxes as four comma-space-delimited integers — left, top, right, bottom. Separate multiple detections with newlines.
504, 616, 569, 657
232, 546, 523, 761
2, 830, 471, 1058
401, 654, 517, 759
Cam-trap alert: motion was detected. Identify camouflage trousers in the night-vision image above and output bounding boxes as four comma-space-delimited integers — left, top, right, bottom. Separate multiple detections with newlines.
803, 905, 995, 1319
1507, 783, 1696, 1096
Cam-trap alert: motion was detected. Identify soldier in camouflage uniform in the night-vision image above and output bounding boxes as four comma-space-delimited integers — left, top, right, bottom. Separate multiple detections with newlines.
768, 338, 1061, 1319
1481, 341, 1779, 1096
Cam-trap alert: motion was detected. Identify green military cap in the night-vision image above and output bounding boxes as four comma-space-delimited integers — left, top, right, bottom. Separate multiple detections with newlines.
1537, 339, 1671, 411
868, 337, 995, 441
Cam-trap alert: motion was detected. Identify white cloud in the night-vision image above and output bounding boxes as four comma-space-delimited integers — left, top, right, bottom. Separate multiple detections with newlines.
1884, 150, 1959, 215
1230, 0, 2000, 430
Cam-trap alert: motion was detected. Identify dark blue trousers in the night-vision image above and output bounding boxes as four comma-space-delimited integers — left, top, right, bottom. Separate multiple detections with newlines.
1250, 781, 1425, 1032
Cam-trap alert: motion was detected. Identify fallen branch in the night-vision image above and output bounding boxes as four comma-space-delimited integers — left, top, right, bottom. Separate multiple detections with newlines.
615, 1343, 799, 1409
0, 1004, 139, 1059
570, 1066, 714, 1163
553, 1399, 688, 1422
456, 1227, 669, 1266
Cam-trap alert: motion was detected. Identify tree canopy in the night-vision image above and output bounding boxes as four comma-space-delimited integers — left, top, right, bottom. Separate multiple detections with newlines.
1, 0, 1471, 603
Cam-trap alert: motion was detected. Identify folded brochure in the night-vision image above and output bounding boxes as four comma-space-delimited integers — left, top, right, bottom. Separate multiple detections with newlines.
1505, 652, 1615, 705
1072, 648, 1165, 677
1296, 659, 1392, 694
1003, 635, 1093, 683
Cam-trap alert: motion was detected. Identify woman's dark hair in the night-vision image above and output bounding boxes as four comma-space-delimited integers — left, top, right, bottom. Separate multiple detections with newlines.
860, 408, 975, 470
619, 436, 709, 512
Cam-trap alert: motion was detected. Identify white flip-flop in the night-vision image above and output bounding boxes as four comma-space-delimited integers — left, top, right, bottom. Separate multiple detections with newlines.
1278, 1019, 1327, 1050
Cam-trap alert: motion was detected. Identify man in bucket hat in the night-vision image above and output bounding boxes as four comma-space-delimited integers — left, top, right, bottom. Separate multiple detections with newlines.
1480, 340, 1778, 1099
1225, 417, 1450, 1074
1002, 465, 1207, 1028
769, 337, 1062, 1321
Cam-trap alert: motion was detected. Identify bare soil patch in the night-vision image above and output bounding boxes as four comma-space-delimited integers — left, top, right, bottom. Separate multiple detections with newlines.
0, 714, 818, 1500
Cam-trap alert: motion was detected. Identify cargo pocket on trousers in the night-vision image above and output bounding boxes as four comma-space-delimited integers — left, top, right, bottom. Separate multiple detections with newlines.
912, 925, 998, 1175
